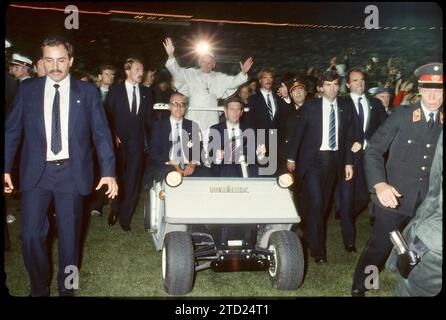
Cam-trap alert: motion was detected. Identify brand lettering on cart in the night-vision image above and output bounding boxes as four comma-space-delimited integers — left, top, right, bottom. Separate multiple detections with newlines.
209, 186, 249, 193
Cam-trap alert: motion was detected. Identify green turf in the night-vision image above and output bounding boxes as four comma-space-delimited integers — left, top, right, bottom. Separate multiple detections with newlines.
4, 193, 400, 297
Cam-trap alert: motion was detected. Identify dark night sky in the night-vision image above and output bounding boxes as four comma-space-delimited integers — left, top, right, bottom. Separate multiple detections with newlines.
5, 2, 443, 78
7, 2, 443, 26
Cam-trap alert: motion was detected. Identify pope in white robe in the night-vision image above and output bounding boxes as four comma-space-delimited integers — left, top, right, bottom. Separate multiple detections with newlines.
163, 37, 254, 133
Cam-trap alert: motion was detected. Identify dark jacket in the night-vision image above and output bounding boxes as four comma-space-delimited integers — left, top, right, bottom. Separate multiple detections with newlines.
365, 103, 443, 216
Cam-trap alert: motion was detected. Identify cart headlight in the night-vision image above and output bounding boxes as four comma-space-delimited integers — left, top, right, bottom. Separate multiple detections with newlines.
165, 170, 183, 188
277, 173, 294, 188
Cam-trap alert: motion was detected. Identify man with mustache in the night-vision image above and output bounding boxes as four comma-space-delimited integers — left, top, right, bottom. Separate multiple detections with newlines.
4, 36, 117, 296
105, 58, 153, 231
246, 68, 288, 176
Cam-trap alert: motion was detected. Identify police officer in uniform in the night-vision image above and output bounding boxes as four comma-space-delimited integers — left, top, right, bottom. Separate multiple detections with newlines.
351, 63, 443, 297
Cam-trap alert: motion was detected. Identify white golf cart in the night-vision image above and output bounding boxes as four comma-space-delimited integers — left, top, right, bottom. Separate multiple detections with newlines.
144, 171, 304, 295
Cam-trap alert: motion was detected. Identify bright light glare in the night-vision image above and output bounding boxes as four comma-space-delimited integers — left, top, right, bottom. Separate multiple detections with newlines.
195, 41, 210, 55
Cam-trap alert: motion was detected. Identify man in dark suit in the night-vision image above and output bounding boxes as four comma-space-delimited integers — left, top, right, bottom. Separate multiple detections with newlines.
369, 86, 393, 115
208, 96, 265, 177
106, 58, 153, 231
336, 68, 388, 251
88, 64, 116, 217
4, 37, 118, 297
145, 92, 207, 184
246, 68, 287, 176
287, 70, 355, 263
351, 63, 443, 297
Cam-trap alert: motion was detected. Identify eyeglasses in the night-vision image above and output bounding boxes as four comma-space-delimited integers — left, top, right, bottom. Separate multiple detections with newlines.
171, 101, 187, 108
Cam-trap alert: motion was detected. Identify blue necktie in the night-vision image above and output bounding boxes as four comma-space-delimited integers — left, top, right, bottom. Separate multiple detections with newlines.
428, 112, 435, 129
266, 94, 273, 120
357, 97, 364, 131
328, 104, 336, 150
51, 84, 62, 155
131, 86, 137, 115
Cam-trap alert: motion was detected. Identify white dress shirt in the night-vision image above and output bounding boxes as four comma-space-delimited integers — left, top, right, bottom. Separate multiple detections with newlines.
320, 97, 339, 151
124, 80, 140, 114
260, 88, 277, 118
351, 93, 370, 148
44, 75, 70, 161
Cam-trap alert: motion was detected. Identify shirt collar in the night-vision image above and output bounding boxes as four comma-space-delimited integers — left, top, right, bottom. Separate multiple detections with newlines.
322, 96, 337, 107
226, 121, 240, 131
125, 80, 139, 90
46, 74, 70, 90
260, 88, 272, 95
350, 92, 366, 102
420, 101, 439, 121
170, 116, 183, 127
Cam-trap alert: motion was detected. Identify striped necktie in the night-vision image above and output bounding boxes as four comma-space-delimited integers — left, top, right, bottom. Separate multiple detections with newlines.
328, 104, 336, 150
266, 94, 273, 120
230, 127, 236, 162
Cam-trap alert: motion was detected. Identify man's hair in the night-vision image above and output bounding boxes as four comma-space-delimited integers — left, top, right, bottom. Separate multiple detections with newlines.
224, 95, 244, 109
41, 36, 74, 58
169, 92, 186, 104
124, 58, 142, 70
317, 70, 340, 87
258, 68, 275, 79
235, 82, 251, 95
99, 64, 115, 75
346, 67, 366, 83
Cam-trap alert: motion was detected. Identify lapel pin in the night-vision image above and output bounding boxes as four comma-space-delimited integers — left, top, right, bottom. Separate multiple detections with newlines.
76, 100, 80, 104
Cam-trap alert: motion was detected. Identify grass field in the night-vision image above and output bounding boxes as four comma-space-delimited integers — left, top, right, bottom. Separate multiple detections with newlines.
4, 192, 400, 297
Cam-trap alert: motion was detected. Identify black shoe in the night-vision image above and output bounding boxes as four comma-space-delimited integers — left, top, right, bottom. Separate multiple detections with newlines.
314, 256, 327, 264
29, 287, 50, 297
351, 286, 366, 297
120, 224, 131, 232
345, 245, 357, 253
108, 211, 118, 226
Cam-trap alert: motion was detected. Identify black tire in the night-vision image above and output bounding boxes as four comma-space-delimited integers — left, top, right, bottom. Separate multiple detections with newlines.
162, 231, 195, 295
267, 230, 304, 290
143, 191, 151, 230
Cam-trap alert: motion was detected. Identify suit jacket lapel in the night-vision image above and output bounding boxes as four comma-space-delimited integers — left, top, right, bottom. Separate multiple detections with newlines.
138, 84, 146, 116
316, 99, 323, 145
33, 77, 47, 143
365, 96, 374, 132
69, 76, 81, 139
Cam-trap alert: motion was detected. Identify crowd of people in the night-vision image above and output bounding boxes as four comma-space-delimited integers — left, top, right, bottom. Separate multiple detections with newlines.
3, 35, 443, 297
